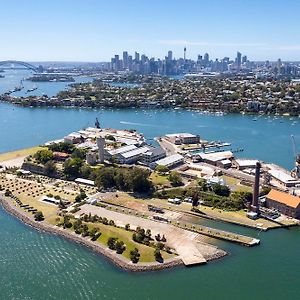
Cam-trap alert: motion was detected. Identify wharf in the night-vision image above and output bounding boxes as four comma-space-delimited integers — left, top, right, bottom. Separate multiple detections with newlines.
173, 220, 260, 247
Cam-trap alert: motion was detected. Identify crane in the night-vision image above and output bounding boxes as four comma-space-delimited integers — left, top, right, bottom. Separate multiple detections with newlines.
291, 135, 300, 178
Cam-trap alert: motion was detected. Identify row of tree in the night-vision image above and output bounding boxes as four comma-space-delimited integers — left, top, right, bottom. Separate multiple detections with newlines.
94, 166, 152, 193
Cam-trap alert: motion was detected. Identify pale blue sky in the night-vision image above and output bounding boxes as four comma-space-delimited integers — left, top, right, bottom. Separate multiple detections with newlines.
1, 0, 300, 61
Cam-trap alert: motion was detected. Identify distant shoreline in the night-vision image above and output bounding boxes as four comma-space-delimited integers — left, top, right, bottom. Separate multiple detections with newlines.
0, 196, 184, 272
0, 99, 298, 118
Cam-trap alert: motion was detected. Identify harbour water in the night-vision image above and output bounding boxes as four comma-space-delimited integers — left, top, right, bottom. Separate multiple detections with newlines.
1, 72, 300, 299
0, 69, 94, 97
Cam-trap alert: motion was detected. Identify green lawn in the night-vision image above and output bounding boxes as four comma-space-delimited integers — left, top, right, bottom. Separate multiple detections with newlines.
85, 222, 174, 263
150, 172, 170, 187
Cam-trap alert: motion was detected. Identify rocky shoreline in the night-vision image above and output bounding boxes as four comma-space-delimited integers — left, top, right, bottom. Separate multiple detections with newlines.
0, 196, 184, 272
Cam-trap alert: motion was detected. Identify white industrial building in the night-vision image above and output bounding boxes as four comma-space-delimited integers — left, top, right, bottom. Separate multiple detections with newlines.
118, 146, 150, 164
199, 151, 233, 168
235, 159, 258, 170
165, 133, 200, 145
140, 147, 166, 166
152, 154, 184, 169
268, 169, 300, 188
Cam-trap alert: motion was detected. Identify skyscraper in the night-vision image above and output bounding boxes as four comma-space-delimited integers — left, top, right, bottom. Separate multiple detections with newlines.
184, 47, 186, 61
236, 51, 242, 68
167, 50, 173, 61
204, 53, 209, 67
123, 51, 128, 70
114, 55, 120, 71
135, 51, 140, 62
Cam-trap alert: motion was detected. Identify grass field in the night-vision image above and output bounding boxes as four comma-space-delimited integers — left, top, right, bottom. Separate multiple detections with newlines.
62, 219, 174, 263
0, 146, 44, 162
222, 175, 252, 192
150, 172, 170, 187
93, 223, 173, 262
0, 175, 78, 218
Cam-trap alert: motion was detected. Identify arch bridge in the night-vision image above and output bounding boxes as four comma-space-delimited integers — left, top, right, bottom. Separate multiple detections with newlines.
0, 60, 39, 72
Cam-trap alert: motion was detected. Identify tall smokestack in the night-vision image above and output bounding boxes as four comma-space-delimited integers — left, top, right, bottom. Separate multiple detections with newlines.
97, 137, 105, 163
251, 162, 261, 213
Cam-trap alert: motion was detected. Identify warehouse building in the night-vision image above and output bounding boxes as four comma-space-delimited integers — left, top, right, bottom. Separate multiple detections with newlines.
140, 147, 166, 166
266, 189, 300, 219
199, 151, 233, 167
165, 133, 200, 145
152, 154, 184, 169
118, 146, 150, 164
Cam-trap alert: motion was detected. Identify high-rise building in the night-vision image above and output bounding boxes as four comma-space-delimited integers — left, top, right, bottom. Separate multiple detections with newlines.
167, 50, 173, 61
114, 55, 120, 71
236, 51, 242, 68
123, 51, 128, 70
204, 53, 209, 66
242, 55, 247, 64
184, 47, 186, 61
128, 55, 133, 71
135, 52, 140, 62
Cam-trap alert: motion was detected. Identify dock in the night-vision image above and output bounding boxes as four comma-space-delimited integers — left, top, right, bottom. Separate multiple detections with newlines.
173, 221, 260, 247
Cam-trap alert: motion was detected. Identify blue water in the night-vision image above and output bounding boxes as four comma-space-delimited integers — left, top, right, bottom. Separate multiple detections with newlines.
0, 69, 94, 97
0, 102, 298, 169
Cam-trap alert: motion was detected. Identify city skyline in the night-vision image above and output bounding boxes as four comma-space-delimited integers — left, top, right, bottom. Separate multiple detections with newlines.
1, 0, 300, 61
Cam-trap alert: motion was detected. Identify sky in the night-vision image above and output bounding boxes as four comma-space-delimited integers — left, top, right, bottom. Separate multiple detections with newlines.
1, 0, 300, 62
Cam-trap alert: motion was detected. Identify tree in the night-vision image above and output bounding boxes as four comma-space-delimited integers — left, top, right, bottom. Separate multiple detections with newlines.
4, 189, 12, 197
145, 229, 152, 238
154, 249, 163, 262
213, 184, 230, 197
73, 219, 82, 234
130, 248, 140, 263
107, 237, 117, 250
95, 167, 116, 189
156, 242, 164, 250
198, 178, 208, 191
155, 165, 169, 175
125, 224, 130, 231
260, 186, 271, 196
44, 160, 57, 176
34, 211, 44, 221
72, 148, 88, 160
115, 240, 126, 254
79, 164, 92, 179
192, 192, 199, 207
168, 171, 183, 187
63, 157, 83, 179
109, 220, 115, 226
48, 142, 75, 154
34, 149, 54, 164
81, 224, 89, 237
124, 167, 152, 193
63, 215, 72, 228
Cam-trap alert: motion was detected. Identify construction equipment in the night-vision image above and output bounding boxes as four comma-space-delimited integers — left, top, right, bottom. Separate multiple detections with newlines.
291, 135, 300, 178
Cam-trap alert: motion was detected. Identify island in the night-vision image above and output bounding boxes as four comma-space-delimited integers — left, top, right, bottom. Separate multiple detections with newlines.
0, 124, 299, 272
